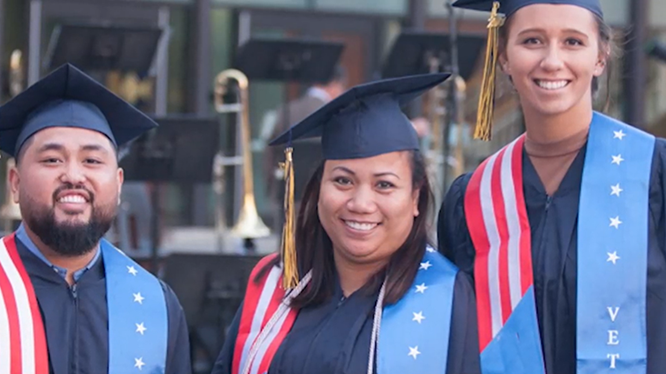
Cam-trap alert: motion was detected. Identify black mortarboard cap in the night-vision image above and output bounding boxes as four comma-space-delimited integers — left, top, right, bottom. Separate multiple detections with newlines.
452, 0, 603, 18
269, 73, 450, 160
0, 63, 158, 157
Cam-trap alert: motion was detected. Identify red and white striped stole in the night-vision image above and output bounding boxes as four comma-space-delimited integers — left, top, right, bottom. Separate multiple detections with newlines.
232, 254, 298, 374
0, 234, 49, 374
464, 135, 534, 351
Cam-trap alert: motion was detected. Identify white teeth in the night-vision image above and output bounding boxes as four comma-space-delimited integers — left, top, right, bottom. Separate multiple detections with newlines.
58, 195, 86, 204
345, 221, 378, 231
536, 80, 569, 90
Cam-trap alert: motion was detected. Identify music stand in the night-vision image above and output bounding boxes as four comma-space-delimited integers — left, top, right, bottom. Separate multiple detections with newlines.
162, 253, 262, 370
381, 31, 485, 80
233, 37, 344, 134
120, 116, 221, 273
43, 22, 163, 78
234, 37, 344, 83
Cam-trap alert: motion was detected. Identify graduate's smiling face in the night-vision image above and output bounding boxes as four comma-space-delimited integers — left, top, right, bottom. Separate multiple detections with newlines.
500, 4, 608, 117
10, 127, 123, 256
318, 151, 420, 265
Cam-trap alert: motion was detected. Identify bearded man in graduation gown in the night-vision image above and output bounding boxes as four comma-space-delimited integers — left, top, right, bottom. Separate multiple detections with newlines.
0, 63, 191, 374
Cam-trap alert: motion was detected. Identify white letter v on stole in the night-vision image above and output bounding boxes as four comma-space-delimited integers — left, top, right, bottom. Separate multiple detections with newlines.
607, 307, 620, 322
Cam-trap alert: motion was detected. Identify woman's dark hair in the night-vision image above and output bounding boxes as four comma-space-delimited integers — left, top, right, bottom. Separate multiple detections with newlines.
257, 150, 434, 309
498, 11, 617, 111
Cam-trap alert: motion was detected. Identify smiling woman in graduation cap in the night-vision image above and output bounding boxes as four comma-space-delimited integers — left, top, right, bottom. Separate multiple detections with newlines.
438, 0, 666, 373
0, 63, 191, 374
212, 73, 481, 374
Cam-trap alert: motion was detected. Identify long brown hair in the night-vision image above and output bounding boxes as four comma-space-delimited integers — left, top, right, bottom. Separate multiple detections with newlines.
498, 10, 617, 111
257, 150, 434, 309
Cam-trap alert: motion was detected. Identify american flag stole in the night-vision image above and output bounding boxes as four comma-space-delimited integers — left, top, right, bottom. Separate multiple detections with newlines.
234, 249, 458, 374
465, 111, 652, 373
232, 254, 297, 374
465, 134, 545, 374
0, 234, 49, 374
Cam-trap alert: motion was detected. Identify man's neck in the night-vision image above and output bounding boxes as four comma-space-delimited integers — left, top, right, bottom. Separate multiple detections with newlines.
22, 225, 98, 285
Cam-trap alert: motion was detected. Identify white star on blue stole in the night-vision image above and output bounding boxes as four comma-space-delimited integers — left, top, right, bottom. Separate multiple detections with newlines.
102, 239, 168, 373
577, 112, 652, 373
377, 248, 457, 373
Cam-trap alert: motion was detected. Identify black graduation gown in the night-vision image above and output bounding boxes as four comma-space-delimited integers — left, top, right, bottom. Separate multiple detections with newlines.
15, 238, 192, 374
211, 271, 480, 374
438, 139, 666, 374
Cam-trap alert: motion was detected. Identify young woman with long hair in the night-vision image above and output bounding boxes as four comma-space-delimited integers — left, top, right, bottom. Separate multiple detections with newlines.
439, 0, 666, 373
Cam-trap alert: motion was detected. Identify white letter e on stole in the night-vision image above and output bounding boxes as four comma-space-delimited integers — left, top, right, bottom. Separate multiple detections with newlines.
607, 353, 620, 369
607, 330, 620, 345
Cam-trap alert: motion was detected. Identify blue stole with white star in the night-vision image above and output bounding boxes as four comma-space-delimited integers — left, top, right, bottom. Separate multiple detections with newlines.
102, 239, 168, 374
576, 112, 653, 373
377, 248, 458, 373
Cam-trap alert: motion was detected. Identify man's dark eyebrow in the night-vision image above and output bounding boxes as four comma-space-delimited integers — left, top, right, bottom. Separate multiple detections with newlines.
81, 144, 110, 154
36, 143, 111, 155
36, 143, 65, 153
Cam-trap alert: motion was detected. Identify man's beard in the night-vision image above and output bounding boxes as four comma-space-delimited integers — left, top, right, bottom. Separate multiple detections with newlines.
22, 186, 116, 257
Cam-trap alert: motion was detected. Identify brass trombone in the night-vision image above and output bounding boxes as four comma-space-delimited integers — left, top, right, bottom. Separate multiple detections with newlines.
213, 69, 270, 240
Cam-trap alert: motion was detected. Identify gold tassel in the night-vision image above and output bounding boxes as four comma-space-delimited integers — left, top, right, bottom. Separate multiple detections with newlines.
280, 147, 299, 290
474, 1, 505, 141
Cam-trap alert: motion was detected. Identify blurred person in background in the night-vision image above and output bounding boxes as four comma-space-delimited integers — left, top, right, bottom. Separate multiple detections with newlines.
261, 65, 348, 210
